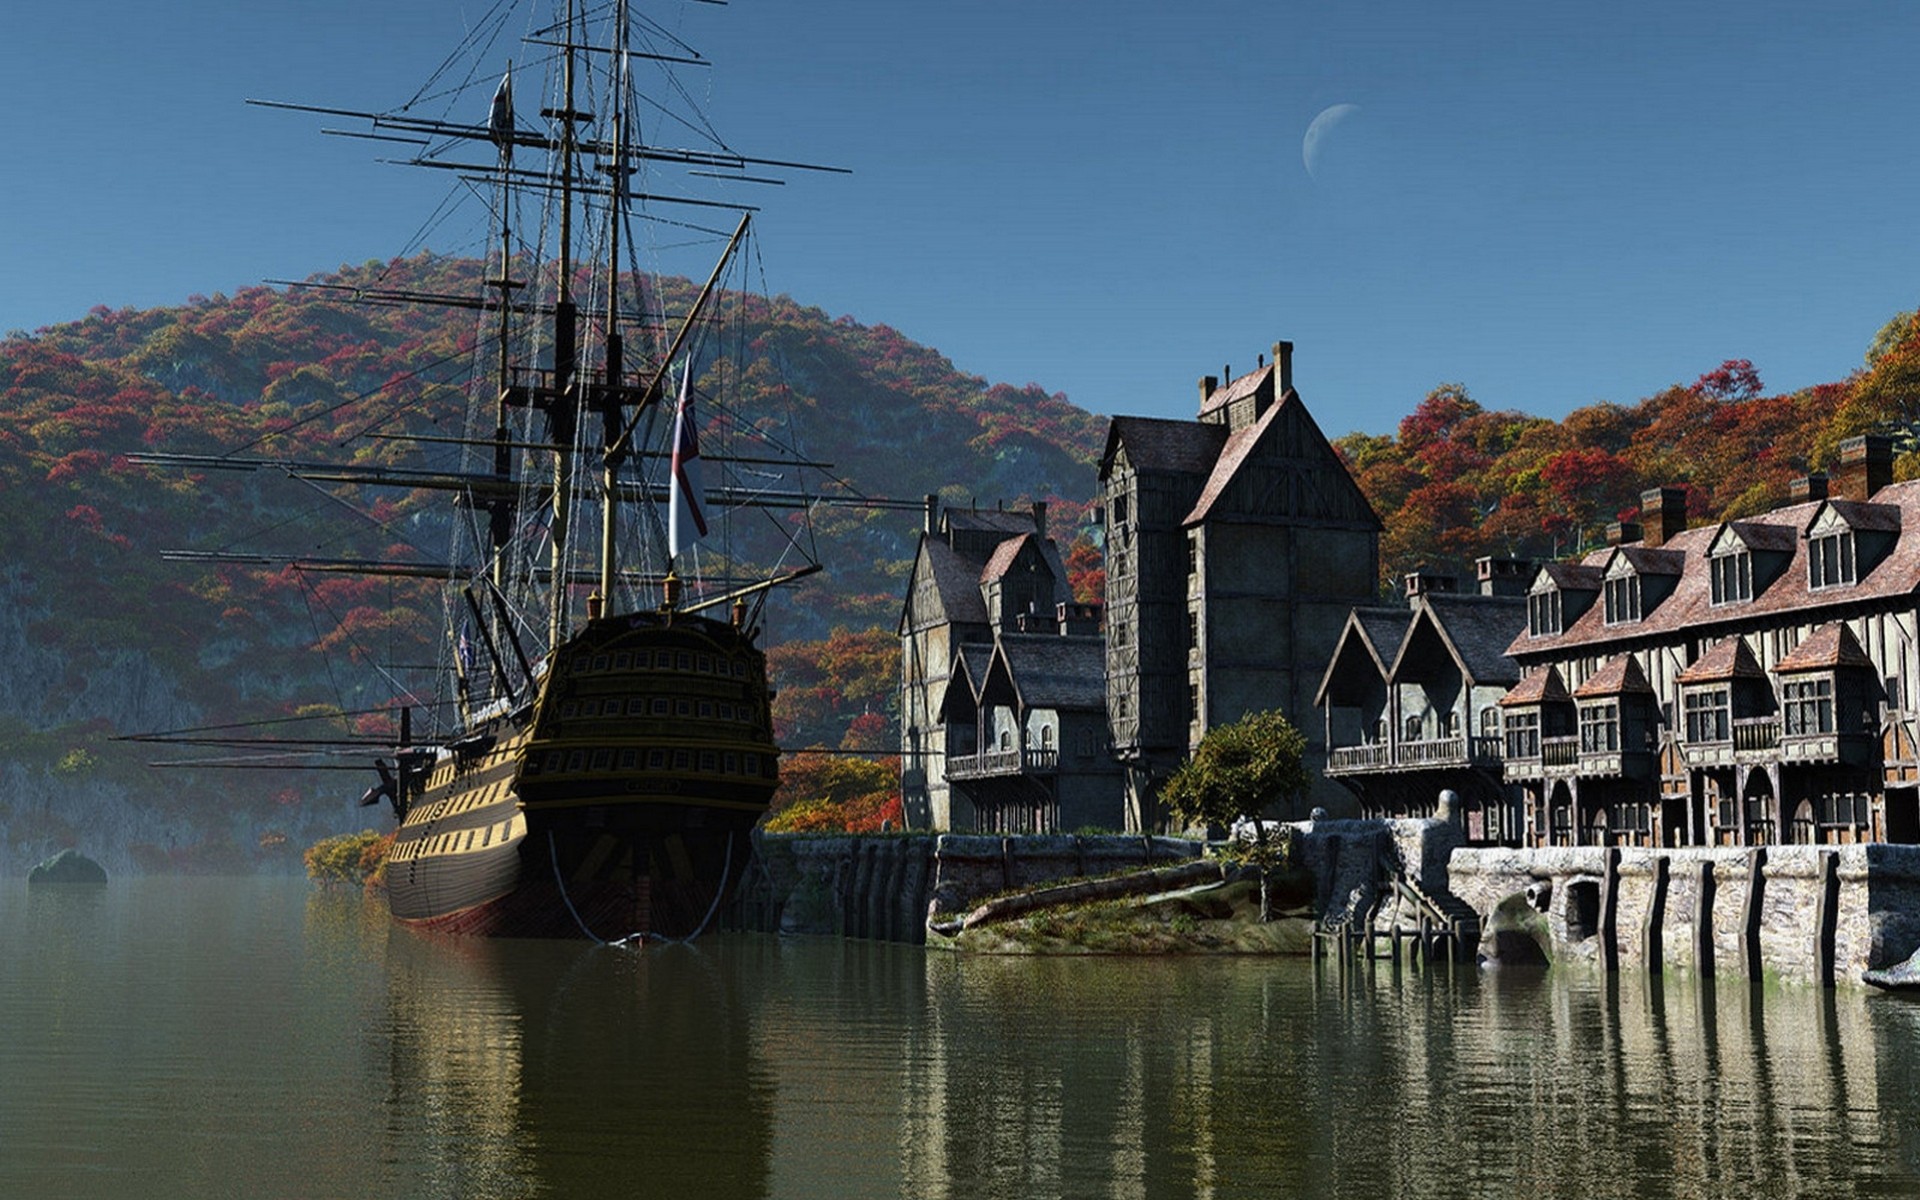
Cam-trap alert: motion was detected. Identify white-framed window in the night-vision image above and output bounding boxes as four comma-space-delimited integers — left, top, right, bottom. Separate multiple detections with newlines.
1711, 551, 1753, 604
1603, 575, 1640, 625
1810, 531, 1856, 589
1528, 589, 1562, 637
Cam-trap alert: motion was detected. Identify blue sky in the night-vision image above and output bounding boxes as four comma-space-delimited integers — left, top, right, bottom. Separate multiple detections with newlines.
5, 0, 1919, 435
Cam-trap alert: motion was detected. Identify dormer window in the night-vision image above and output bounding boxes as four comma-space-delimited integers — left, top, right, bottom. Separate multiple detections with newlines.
1809, 530, 1856, 589
1683, 686, 1731, 744
1781, 676, 1835, 736
1711, 550, 1753, 604
1603, 575, 1640, 625
1528, 589, 1561, 637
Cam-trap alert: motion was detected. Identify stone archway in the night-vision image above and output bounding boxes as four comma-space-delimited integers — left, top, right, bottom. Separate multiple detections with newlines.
1741, 767, 1778, 845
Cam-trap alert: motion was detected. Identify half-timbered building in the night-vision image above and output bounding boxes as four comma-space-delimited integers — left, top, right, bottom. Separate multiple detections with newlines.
1101, 342, 1382, 827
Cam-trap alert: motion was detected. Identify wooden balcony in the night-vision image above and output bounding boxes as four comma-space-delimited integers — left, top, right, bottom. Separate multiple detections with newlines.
946, 748, 1060, 781
1326, 735, 1501, 776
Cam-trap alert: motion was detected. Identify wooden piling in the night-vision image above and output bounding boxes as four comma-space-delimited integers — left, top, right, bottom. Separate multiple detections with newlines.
1642, 854, 1669, 975
1814, 850, 1840, 988
1600, 846, 1621, 973
1738, 846, 1767, 981
1694, 859, 1716, 976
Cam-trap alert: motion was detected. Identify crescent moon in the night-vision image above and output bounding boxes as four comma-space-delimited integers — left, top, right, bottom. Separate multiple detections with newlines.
1302, 103, 1361, 181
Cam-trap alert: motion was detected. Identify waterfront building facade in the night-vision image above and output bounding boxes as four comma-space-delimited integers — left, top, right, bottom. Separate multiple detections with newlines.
1101, 341, 1382, 828
1315, 562, 1528, 843
1322, 435, 1920, 849
898, 502, 1119, 831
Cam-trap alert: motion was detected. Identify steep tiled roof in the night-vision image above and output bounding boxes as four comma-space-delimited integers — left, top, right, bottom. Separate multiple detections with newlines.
1611, 546, 1686, 576
1539, 562, 1605, 591
1500, 665, 1571, 707
1197, 363, 1274, 419
1183, 407, 1271, 525
995, 634, 1108, 711
922, 537, 989, 625
944, 508, 1039, 536
1512, 480, 1920, 660
1677, 637, 1766, 683
1775, 623, 1874, 673
1720, 519, 1799, 555
1413, 594, 1525, 687
1574, 656, 1654, 697
1314, 605, 1412, 706
1100, 416, 1226, 480
980, 533, 1032, 583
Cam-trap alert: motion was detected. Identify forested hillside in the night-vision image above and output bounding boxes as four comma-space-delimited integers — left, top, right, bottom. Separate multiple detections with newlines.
0, 257, 1105, 871
1341, 312, 1920, 590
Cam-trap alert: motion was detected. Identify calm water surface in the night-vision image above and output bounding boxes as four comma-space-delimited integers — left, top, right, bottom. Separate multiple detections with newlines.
5, 877, 1920, 1198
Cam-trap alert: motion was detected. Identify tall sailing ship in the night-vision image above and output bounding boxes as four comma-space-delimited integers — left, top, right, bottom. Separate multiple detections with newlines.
142, 0, 850, 938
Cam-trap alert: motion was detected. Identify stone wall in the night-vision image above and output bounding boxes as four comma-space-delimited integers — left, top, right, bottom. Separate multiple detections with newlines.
1448, 843, 1920, 985
737, 832, 1204, 942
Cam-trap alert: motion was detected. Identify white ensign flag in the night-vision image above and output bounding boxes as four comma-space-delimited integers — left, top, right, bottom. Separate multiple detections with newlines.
668, 360, 707, 557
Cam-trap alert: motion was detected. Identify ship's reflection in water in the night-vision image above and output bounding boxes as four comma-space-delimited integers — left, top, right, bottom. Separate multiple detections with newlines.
371, 923, 1920, 1198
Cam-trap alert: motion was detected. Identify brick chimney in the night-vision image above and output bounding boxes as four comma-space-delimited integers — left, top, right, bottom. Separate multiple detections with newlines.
1031, 500, 1048, 539
1198, 375, 1218, 407
924, 493, 940, 536
1789, 472, 1829, 505
1272, 340, 1294, 394
1833, 435, 1894, 501
1640, 487, 1689, 548
1404, 567, 1458, 599
1475, 555, 1534, 597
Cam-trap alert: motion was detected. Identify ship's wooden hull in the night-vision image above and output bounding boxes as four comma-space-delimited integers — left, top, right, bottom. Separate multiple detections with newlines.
385, 611, 776, 940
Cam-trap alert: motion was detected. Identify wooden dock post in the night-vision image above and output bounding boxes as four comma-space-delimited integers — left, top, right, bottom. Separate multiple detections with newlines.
1814, 850, 1840, 988
1694, 859, 1716, 976
1739, 846, 1767, 982
1642, 854, 1669, 975
1600, 846, 1621, 973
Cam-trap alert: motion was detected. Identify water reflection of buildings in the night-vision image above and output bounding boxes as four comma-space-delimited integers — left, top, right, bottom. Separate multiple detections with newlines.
886, 953, 1920, 1198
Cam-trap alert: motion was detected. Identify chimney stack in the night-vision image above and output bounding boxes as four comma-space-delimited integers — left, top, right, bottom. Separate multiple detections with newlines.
1640, 486, 1689, 548
1031, 500, 1048, 539
1789, 472, 1829, 505
1606, 520, 1643, 547
1198, 375, 1218, 406
1404, 567, 1459, 599
1272, 340, 1294, 393
924, 493, 940, 536
1834, 435, 1894, 501
1475, 555, 1534, 597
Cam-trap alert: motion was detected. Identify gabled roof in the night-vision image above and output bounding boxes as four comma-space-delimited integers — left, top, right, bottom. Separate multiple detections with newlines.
919, 537, 990, 625
1775, 623, 1874, 673
1574, 656, 1654, 698
1711, 519, 1799, 556
1099, 416, 1225, 481
993, 634, 1108, 711
1197, 362, 1274, 419
1606, 546, 1686, 577
981, 533, 1035, 583
1314, 606, 1413, 707
1816, 498, 1902, 534
937, 642, 993, 721
1500, 665, 1571, 707
1511, 480, 1920, 660
1388, 594, 1525, 688
1677, 637, 1766, 684
944, 508, 1040, 536
1180, 393, 1382, 530
1535, 562, 1605, 593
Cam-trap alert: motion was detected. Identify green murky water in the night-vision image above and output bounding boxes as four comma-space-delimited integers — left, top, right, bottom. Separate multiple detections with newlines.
4, 877, 1918, 1198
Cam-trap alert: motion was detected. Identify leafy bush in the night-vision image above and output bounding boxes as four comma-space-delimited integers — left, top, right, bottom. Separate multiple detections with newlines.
303, 829, 392, 888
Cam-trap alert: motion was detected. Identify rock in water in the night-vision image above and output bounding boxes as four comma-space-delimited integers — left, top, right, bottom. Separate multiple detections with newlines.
1864, 944, 1920, 989
27, 849, 108, 885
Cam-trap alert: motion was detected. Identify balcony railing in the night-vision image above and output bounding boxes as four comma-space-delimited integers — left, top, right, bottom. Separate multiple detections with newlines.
1326, 734, 1503, 774
1542, 735, 1578, 768
946, 748, 1059, 780
1328, 743, 1392, 772
1733, 717, 1779, 753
